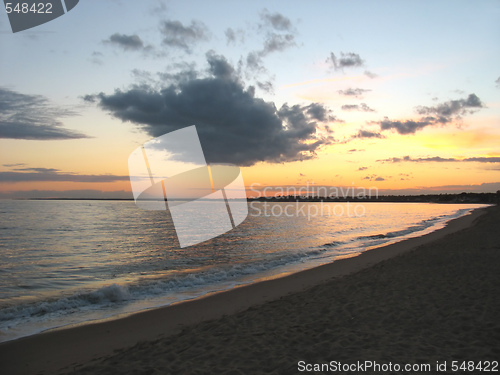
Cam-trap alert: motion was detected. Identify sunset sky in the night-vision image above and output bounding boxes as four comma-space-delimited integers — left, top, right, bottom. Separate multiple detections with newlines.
1, 0, 499, 199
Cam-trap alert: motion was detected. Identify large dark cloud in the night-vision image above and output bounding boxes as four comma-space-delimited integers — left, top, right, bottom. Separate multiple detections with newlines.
378, 155, 500, 163
159, 20, 209, 52
0, 87, 87, 140
85, 55, 333, 166
327, 52, 365, 71
374, 93, 484, 135
104, 33, 149, 52
206, 51, 235, 80
0, 168, 129, 183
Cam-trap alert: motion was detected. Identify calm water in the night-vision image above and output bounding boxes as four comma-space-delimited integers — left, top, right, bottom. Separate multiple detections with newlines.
0, 200, 486, 342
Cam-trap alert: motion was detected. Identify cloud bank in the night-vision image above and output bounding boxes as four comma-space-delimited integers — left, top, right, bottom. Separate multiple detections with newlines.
0, 88, 87, 140
374, 93, 484, 135
378, 155, 500, 163
0, 167, 129, 183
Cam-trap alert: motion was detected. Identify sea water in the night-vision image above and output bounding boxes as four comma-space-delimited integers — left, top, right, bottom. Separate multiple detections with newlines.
0, 200, 486, 342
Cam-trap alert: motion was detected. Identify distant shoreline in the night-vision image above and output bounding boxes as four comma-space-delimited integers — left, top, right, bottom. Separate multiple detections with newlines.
2, 191, 497, 204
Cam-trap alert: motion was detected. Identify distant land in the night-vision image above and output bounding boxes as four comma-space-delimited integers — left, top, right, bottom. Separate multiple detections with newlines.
16, 191, 500, 204
249, 192, 500, 204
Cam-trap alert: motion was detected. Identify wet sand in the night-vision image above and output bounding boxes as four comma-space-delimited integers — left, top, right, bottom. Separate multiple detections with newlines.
1, 205, 498, 374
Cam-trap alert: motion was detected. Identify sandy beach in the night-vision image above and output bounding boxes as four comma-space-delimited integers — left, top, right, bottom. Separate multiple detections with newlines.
1, 205, 499, 375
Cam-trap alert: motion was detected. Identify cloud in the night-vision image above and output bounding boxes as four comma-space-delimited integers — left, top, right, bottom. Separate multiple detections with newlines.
341, 103, 375, 112
363, 174, 386, 181
242, 10, 296, 77
159, 20, 209, 52
225, 27, 245, 45
414, 93, 483, 124
3, 163, 26, 167
341, 105, 358, 111
374, 93, 484, 135
156, 62, 198, 85
206, 51, 236, 80
0, 87, 87, 140
149, 1, 167, 16
90, 51, 104, 65
85, 54, 333, 166
103, 33, 150, 52
261, 33, 296, 55
496, 77, 500, 88
305, 102, 337, 122
0, 189, 133, 199
327, 52, 365, 71
0, 168, 129, 183
378, 118, 432, 135
244, 51, 266, 75
337, 88, 371, 97
256, 80, 274, 93
259, 9, 293, 31
378, 155, 500, 163
353, 130, 385, 139
364, 70, 377, 79
358, 166, 368, 171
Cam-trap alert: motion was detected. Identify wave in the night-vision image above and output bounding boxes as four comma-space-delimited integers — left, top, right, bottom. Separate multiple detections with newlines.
0, 284, 131, 323
356, 211, 469, 242
0, 246, 328, 329
321, 240, 346, 247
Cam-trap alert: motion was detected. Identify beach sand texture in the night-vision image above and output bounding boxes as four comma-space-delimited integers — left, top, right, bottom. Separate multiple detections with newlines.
1, 205, 499, 374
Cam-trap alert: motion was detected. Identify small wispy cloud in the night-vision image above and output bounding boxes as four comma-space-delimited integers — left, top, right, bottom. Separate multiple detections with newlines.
378, 155, 500, 163
338, 88, 371, 98
0, 168, 129, 183
103, 33, 151, 52
353, 130, 385, 139
327, 52, 364, 71
341, 103, 375, 112
363, 174, 386, 181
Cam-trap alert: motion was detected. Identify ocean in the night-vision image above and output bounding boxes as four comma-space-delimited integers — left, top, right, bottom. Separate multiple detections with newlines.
0, 200, 487, 343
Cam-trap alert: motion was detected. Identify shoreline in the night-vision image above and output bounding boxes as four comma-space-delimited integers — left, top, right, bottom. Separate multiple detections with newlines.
0, 205, 494, 374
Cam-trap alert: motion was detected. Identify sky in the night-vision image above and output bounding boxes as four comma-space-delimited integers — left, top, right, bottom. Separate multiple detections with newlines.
1, 0, 499, 199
